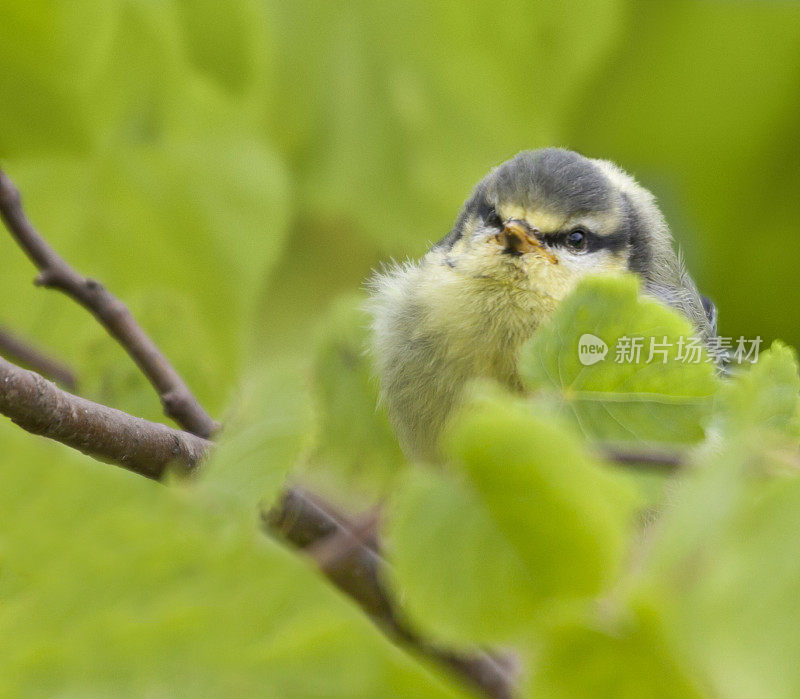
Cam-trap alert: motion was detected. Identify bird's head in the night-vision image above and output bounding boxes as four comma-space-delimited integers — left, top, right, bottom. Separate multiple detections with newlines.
430, 148, 678, 315
370, 148, 715, 460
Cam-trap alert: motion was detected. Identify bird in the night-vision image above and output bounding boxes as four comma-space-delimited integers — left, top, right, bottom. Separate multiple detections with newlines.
368, 148, 716, 461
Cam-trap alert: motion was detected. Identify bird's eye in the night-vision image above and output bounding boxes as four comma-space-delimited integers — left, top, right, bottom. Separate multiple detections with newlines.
566, 228, 587, 251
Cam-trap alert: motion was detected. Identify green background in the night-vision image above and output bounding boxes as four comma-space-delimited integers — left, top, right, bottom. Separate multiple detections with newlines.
2, 0, 799, 402
1, 1, 799, 696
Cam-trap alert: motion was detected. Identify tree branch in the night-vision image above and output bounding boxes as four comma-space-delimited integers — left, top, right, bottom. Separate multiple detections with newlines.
599, 442, 685, 470
0, 355, 210, 478
0, 325, 77, 390
0, 166, 218, 438
265, 488, 517, 699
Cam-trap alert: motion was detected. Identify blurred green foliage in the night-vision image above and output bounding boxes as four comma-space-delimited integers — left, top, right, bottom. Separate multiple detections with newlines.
2, 0, 800, 696
0, 429, 458, 697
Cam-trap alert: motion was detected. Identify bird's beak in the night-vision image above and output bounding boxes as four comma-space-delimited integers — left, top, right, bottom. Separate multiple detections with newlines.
494, 219, 558, 264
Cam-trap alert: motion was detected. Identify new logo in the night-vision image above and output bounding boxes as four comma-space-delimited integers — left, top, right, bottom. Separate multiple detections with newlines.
578, 334, 608, 366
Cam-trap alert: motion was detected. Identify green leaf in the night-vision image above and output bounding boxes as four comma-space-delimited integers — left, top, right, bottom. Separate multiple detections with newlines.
638, 440, 800, 697
0, 2, 116, 155
528, 603, 704, 698
385, 385, 640, 646
197, 360, 313, 512
445, 387, 639, 604
385, 466, 538, 645
175, 0, 271, 97
713, 340, 800, 442
520, 274, 720, 443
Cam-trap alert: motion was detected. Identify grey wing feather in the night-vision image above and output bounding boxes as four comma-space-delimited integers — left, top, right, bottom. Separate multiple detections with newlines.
700, 295, 718, 337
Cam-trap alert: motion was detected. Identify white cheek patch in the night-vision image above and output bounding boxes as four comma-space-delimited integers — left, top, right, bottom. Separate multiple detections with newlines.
590, 249, 629, 274
558, 249, 628, 276
564, 250, 601, 272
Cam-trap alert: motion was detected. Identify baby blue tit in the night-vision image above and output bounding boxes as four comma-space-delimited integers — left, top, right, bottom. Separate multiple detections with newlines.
369, 148, 715, 461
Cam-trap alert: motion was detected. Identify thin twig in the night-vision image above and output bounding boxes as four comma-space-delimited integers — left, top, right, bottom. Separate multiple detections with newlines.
0, 325, 77, 390
599, 442, 685, 470
264, 488, 518, 699
0, 166, 218, 438
0, 356, 210, 478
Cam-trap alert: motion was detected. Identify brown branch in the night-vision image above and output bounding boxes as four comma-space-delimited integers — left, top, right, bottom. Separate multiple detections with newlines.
265, 488, 518, 699
0, 166, 218, 438
0, 355, 210, 478
0, 325, 77, 390
599, 442, 685, 471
